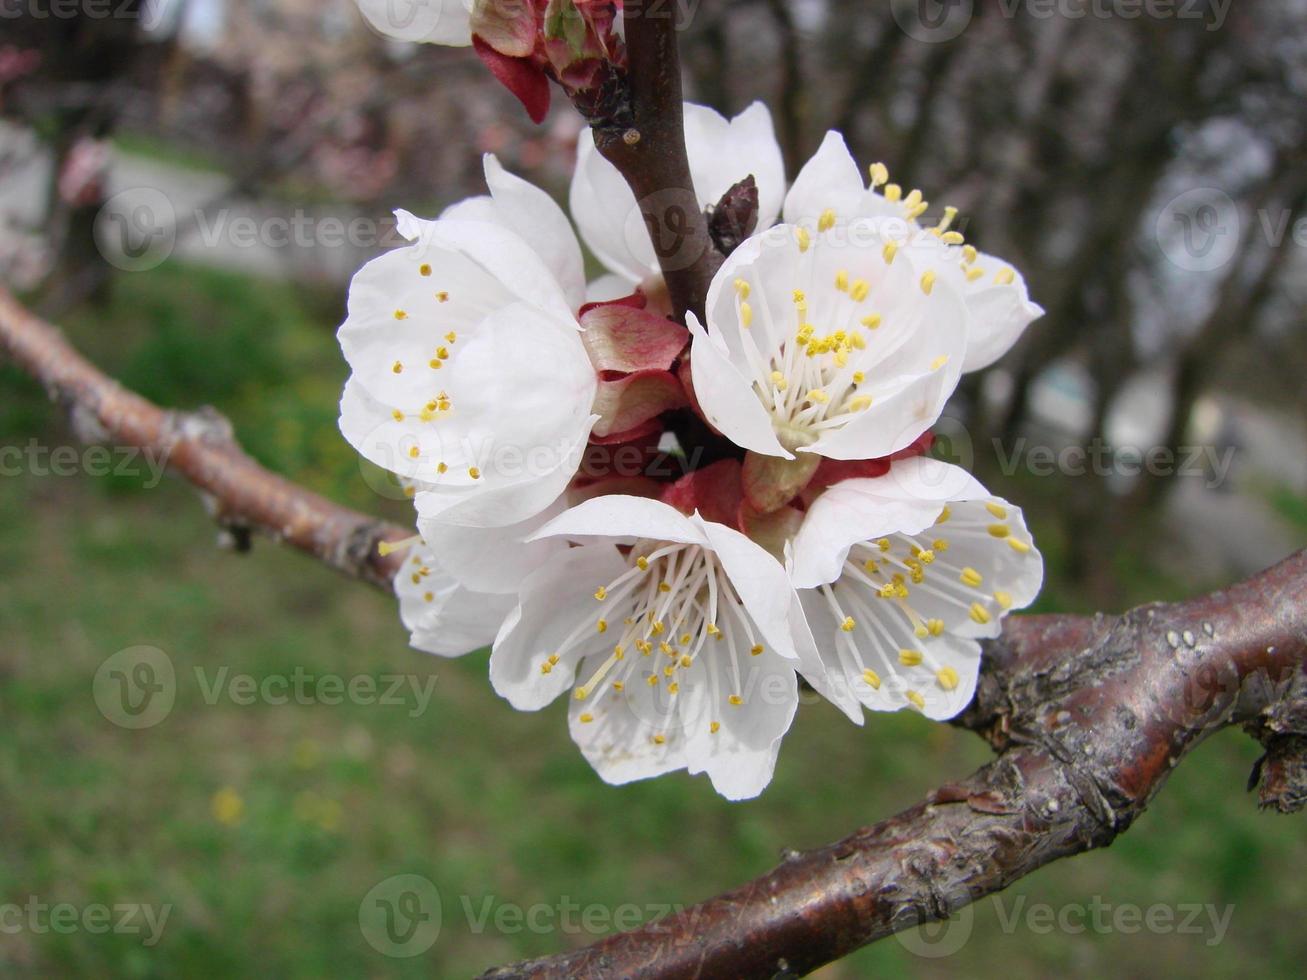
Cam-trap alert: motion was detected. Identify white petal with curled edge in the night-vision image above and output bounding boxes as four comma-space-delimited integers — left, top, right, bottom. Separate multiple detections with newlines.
394, 548, 514, 656
686, 312, 791, 458
416, 496, 567, 594
531, 493, 707, 547
481, 155, 586, 311
355, 0, 472, 46
782, 130, 867, 227
790, 458, 988, 589
489, 544, 630, 710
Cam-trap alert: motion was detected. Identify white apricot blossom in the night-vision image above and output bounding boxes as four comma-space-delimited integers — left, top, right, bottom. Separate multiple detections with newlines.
784, 131, 1044, 372
337, 156, 598, 529
788, 456, 1044, 720
489, 494, 821, 800
571, 102, 787, 298
687, 219, 968, 463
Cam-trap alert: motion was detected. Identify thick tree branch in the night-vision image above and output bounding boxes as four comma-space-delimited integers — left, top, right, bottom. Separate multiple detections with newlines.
0, 286, 408, 589
481, 552, 1307, 977
584, 0, 718, 324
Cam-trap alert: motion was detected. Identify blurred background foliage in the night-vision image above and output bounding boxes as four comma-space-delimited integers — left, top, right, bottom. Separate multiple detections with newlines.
2, 0, 1306, 976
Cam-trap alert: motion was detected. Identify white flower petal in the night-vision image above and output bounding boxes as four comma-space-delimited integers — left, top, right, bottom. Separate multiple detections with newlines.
490, 545, 630, 710
532, 493, 705, 546
782, 130, 866, 227
570, 129, 657, 285
687, 312, 791, 458
394, 547, 514, 656
685, 101, 787, 230
355, 0, 472, 45
416, 496, 567, 594
696, 517, 798, 660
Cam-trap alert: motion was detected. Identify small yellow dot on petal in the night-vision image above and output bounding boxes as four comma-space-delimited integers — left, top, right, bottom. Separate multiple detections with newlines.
419, 264, 431, 276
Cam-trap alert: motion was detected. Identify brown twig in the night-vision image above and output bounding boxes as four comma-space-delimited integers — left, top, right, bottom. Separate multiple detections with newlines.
584, 0, 718, 324
482, 551, 1307, 978
0, 286, 408, 589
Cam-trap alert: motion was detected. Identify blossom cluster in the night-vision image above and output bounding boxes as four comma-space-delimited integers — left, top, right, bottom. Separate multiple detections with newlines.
341, 6, 1045, 800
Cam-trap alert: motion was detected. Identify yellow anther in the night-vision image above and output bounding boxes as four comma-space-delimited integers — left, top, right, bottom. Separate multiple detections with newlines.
647, 674, 659, 686
882, 241, 899, 264
995, 267, 1016, 285
884, 183, 902, 203
936, 205, 958, 233
904, 188, 923, 209
986, 502, 1008, 518
792, 288, 806, 306
906, 690, 926, 709
937, 505, 952, 524
597, 619, 608, 633
863, 558, 878, 573
962, 245, 978, 265
635, 556, 649, 571
651, 620, 665, 635
960, 567, 983, 588
407, 446, 420, 459
931, 354, 949, 371
915, 623, 929, 638
877, 538, 891, 552
706, 623, 721, 637
994, 590, 1014, 610
436, 346, 450, 360
969, 602, 992, 625
579, 713, 594, 723
862, 668, 882, 690
869, 162, 889, 187
795, 226, 811, 252
468, 466, 481, 480
739, 301, 753, 328
1007, 537, 1031, 554
734, 278, 751, 298
728, 694, 743, 706
899, 649, 923, 666
846, 395, 872, 412
770, 370, 788, 390
668, 682, 679, 694
750, 644, 764, 656
435, 291, 449, 302
540, 663, 552, 675
428, 359, 442, 369
394, 309, 408, 320
391, 409, 404, 422
850, 279, 870, 302
928, 618, 945, 636
840, 616, 857, 632
918, 549, 935, 564
966, 266, 985, 282
710, 721, 721, 734
987, 523, 1010, 538
658, 581, 672, 593
933, 538, 949, 551
636, 640, 652, 655
941, 231, 965, 245
652, 733, 666, 744
612, 681, 624, 691
906, 201, 929, 221
680, 655, 692, 668
594, 586, 607, 601
920, 270, 937, 295
807, 389, 829, 404
436, 462, 448, 474
391, 361, 403, 374
613, 645, 625, 659
445, 331, 457, 343
936, 667, 960, 691
423, 591, 433, 602
419, 263, 431, 276
818, 209, 837, 232
835, 269, 849, 292
852, 370, 866, 384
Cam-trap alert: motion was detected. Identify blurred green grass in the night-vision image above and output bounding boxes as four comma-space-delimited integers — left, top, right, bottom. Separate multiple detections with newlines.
1, 265, 1304, 978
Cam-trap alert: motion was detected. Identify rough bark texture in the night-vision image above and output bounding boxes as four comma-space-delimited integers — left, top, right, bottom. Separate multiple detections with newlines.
0, 287, 408, 589
481, 556, 1307, 978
